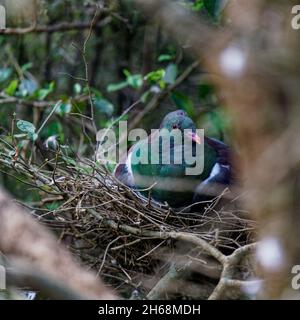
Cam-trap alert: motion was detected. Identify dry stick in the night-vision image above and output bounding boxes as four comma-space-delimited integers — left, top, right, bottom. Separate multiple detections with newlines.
82, 6, 102, 138
147, 262, 214, 300
137, 240, 166, 261
0, 93, 90, 108
90, 209, 258, 299
147, 263, 189, 300
1, 139, 254, 297
97, 236, 123, 276
36, 101, 62, 136
89, 208, 226, 262
68, 8, 101, 149
208, 243, 259, 300
0, 18, 112, 35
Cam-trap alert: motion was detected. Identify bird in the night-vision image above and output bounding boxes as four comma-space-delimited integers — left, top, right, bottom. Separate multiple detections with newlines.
114, 110, 232, 208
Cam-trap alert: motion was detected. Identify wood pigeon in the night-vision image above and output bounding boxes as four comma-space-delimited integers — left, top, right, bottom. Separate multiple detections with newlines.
114, 110, 232, 208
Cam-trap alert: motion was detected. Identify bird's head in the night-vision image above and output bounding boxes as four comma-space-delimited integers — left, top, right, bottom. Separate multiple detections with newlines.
159, 110, 201, 144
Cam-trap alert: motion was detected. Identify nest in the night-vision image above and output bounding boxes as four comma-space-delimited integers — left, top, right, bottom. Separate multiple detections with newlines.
0, 152, 257, 299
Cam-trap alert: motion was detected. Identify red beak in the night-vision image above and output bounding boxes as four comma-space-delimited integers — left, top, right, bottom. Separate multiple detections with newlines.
186, 131, 201, 144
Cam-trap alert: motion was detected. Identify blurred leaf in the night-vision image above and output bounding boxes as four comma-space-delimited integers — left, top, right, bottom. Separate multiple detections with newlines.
198, 82, 215, 100
200, 109, 231, 139
42, 121, 64, 142
28, 132, 38, 142
141, 90, 151, 103
158, 80, 166, 89
158, 54, 174, 62
5, 80, 19, 96
21, 63, 33, 72
123, 69, 143, 89
17, 120, 36, 135
74, 83, 82, 95
46, 202, 61, 210
204, 0, 228, 17
171, 91, 196, 118
108, 70, 144, 92
14, 134, 28, 139
123, 69, 131, 77
63, 156, 77, 166
107, 81, 128, 92
90, 87, 103, 97
36, 82, 55, 101
192, 0, 204, 11
56, 102, 72, 116
163, 64, 178, 85
145, 69, 165, 83
179, 0, 204, 12
127, 74, 143, 89
94, 97, 114, 116
0, 68, 12, 83
19, 78, 38, 97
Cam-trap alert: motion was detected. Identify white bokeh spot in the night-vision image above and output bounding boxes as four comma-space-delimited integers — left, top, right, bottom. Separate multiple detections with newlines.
219, 45, 247, 78
256, 237, 284, 271
242, 278, 263, 298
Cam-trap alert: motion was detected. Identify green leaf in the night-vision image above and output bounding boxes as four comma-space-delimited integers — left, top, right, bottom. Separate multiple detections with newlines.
94, 97, 114, 116
42, 121, 64, 142
5, 80, 19, 96
56, 102, 72, 116
198, 83, 215, 100
145, 69, 165, 83
21, 63, 33, 72
123, 69, 131, 77
36, 82, 55, 101
200, 109, 230, 139
0, 68, 12, 83
127, 74, 143, 89
28, 132, 38, 142
163, 64, 178, 85
122, 69, 143, 89
17, 120, 36, 135
192, 0, 204, 11
158, 80, 166, 89
107, 81, 128, 93
19, 78, 38, 97
74, 83, 82, 95
63, 156, 77, 167
158, 54, 174, 62
14, 134, 28, 139
171, 91, 195, 118
204, 0, 227, 17
90, 87, 103, 97
141, 90, 151, 103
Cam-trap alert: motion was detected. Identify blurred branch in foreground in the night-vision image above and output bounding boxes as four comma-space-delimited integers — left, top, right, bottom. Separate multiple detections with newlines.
0, 187, 116, 300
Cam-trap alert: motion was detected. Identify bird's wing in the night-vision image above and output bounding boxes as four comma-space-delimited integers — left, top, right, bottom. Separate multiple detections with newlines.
193, 163, 231, 199
193, 137, 232, 202
204, 136, 231, 165
113, 146, 135, 187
